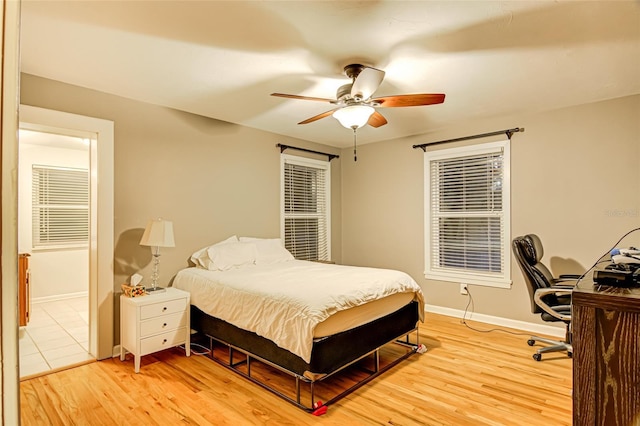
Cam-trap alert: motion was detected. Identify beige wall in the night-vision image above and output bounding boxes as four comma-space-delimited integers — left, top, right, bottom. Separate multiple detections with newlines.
341, 94, 640, 325
20, 74, 640, 332
20, 73, 342, 342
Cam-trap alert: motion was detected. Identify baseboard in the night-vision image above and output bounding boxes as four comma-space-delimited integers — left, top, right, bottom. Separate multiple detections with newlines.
425, 304, 565, 339
32, 291, 89, 304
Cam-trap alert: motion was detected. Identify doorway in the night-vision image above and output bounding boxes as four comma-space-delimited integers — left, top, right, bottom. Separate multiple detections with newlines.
17, 129, 93, 377
18, 105, 115, 371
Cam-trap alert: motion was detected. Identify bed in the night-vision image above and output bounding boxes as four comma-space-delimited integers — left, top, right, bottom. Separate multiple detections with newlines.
172, 236, 425, 412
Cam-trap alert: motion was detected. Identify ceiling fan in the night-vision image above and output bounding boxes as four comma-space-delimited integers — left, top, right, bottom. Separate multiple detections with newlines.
271, 63, 446, 130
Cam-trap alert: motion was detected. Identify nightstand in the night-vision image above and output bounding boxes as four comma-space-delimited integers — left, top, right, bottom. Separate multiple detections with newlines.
120, 287, 191, 373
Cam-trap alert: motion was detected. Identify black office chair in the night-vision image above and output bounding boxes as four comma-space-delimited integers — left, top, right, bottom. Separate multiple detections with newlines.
512, 234, 580, 361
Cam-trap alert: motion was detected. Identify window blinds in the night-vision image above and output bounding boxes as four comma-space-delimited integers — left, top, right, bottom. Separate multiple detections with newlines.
32, 165, 89, 247
283, 159, 330, 261
428, 149, 505, 276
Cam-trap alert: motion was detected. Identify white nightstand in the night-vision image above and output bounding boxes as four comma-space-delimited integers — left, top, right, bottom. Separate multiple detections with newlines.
120, 287, 191, 373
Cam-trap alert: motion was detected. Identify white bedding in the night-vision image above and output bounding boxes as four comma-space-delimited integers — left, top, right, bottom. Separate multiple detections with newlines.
172, 260, 424, 363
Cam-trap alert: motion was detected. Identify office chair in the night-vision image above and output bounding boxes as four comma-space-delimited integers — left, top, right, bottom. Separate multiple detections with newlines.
512, 234, 580, 361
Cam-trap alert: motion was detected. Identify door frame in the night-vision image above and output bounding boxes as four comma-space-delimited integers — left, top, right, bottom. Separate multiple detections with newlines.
19, 105, 114, 361
1, 0, 22, 422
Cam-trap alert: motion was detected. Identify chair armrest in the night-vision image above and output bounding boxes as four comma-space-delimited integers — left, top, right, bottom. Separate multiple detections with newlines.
559, 274, 582, 279
534, 288, 572, 322
551, 275, 581, 287
552, 281, 576, 288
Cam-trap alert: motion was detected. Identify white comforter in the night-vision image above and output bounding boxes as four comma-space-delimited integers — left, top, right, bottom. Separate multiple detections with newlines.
172, 260, 424, 363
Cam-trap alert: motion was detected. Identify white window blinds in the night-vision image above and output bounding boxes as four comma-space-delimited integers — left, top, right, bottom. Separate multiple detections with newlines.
424, 141, 511, 287
281, 155, 330, 261
32, 165, 89, 248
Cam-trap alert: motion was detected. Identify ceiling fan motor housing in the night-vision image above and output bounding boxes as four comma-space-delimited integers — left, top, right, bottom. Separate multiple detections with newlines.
336, 83, 353, 102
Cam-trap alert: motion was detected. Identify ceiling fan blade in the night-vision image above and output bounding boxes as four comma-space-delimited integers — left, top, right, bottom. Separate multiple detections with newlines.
351, 67, 385, 100
367, 111, 388, 128
298, 109, 337, 125
271, 93, 334, 103
374, 93, 446, 107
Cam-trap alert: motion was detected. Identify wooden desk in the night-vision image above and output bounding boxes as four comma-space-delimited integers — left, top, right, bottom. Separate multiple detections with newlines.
572, 283, 640, 425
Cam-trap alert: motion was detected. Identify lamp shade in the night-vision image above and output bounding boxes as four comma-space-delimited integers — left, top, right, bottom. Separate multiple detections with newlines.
140, 218, 175, 247
332, 105, 375, 129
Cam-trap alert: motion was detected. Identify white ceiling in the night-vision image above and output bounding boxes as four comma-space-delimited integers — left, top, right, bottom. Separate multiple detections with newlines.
19, 1, 640, 148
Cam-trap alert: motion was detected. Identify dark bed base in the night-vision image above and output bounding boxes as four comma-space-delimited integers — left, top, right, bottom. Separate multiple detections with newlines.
190, 301, 421, 411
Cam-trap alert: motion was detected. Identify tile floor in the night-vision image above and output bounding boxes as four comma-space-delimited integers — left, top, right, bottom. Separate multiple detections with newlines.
19, 296, 93, 379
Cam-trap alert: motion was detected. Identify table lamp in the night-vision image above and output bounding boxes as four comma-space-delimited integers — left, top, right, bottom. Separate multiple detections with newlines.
139, 218, 175, 293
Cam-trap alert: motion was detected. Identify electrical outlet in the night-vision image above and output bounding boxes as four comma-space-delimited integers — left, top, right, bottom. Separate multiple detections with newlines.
460, 283, 468, 295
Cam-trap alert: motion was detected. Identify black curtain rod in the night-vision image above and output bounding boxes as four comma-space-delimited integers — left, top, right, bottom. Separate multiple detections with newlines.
276, 143, 340, 161
412, 127, 524, 152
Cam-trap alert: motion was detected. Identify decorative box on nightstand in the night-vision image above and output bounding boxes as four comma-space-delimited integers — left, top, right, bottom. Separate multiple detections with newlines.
120, 287, 190, 373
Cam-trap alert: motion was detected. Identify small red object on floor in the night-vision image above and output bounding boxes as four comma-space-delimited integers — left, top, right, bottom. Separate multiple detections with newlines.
312, 400, 328, 416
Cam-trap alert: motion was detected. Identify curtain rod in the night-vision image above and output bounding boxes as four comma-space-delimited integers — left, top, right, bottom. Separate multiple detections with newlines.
276, 143, 340, 161
412, 127, 524, 152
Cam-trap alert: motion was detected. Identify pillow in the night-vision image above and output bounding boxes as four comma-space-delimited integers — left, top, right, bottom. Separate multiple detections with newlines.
190, 235, 238, 269
206, 241, 257, 271
239, 237, 294, 265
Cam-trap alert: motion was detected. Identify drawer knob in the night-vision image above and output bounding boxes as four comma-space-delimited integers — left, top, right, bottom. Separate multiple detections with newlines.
162, 307, 168, 312
162, 323, 167, 328
162, 339, 167, 344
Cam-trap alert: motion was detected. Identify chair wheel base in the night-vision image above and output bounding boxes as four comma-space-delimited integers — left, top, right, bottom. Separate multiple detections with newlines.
527, 339, 536, 346
533, 353, 542, 361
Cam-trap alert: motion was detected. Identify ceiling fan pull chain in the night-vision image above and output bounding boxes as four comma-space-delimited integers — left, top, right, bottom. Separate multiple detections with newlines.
352, 127, 358, 162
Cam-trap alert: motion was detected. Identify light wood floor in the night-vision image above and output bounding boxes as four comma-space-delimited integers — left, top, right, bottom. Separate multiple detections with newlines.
20, 312, 572, 425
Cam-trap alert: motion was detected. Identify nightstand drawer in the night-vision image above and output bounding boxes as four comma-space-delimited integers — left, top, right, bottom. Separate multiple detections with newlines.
140, 298, 187, 320
140, 312, 187, 337
140, 327, 187, 355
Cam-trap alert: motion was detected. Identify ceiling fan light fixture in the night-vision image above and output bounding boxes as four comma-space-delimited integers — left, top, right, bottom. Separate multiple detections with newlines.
332, 105, 375, 129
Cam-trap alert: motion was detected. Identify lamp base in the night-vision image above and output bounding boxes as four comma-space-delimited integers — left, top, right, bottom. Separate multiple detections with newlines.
146, 286, 166, 294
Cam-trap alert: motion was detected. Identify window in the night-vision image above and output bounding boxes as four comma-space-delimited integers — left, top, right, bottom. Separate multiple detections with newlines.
32, 165, 89, 248
424, 140, 511, 288
281, 154, 331, 261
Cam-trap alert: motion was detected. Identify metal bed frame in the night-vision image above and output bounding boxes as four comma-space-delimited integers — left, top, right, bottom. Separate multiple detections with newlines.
204, 327, 420, 412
